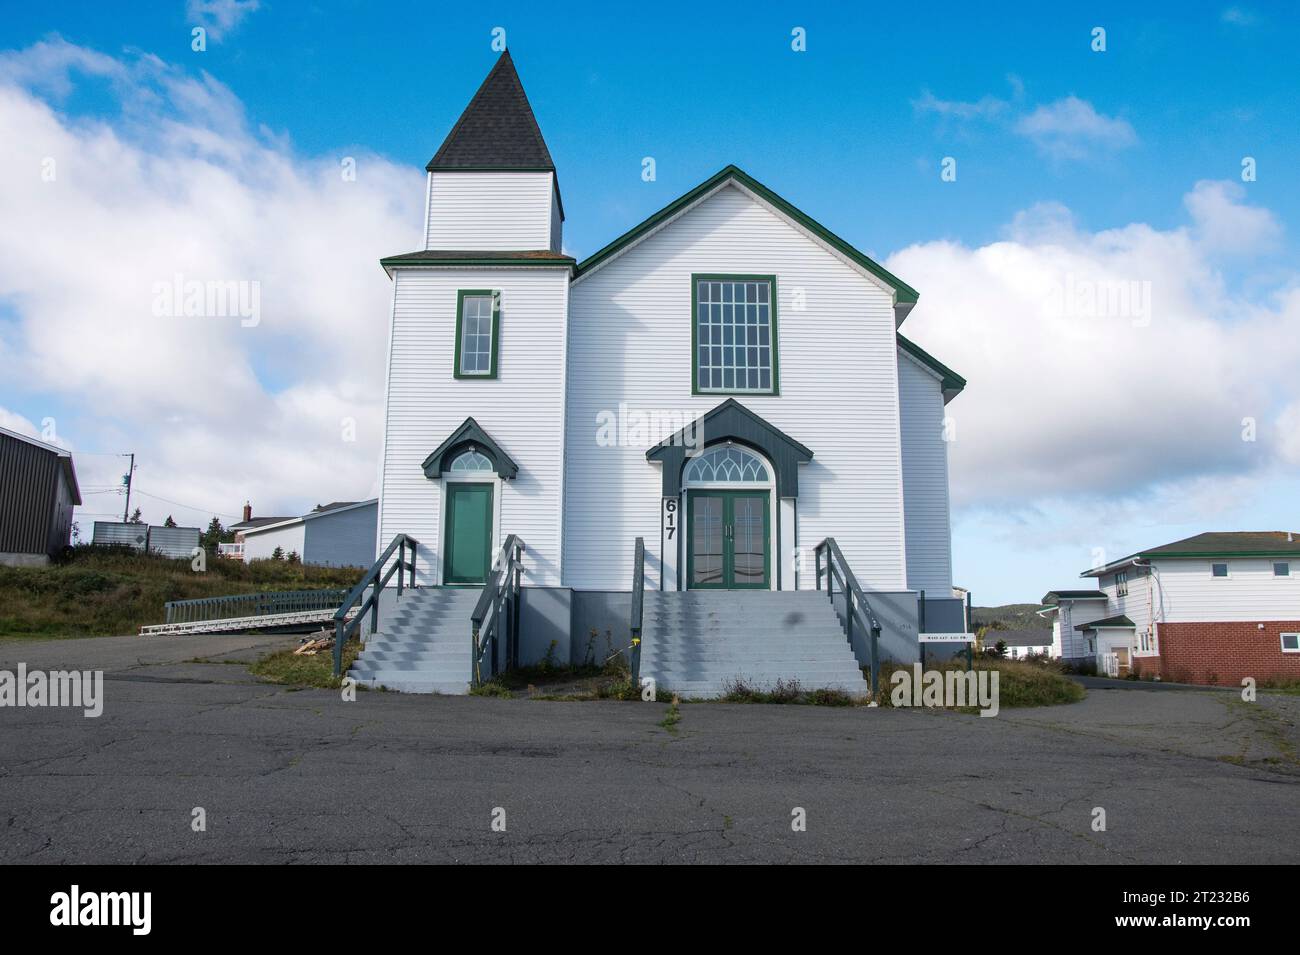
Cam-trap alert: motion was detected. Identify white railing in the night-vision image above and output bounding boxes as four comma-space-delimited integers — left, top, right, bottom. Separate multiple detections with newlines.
1102, 652, 1120, 678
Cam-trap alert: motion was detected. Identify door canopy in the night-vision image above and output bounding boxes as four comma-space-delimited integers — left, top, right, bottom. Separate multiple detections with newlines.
422, 417, 519, 480
646, 398, 812, 498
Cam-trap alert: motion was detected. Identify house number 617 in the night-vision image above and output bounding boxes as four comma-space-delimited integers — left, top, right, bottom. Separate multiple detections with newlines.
663, 498, 677, 540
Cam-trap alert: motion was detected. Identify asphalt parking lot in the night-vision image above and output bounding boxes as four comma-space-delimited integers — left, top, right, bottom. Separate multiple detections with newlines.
1, 634, 1297, 863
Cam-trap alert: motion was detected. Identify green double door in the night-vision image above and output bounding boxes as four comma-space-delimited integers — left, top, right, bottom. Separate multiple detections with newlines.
687, 490, 770, 589
443, 483, 493, 585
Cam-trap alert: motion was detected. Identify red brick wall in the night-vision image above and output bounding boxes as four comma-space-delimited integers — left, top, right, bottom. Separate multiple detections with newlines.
1135, 621, 1300, 685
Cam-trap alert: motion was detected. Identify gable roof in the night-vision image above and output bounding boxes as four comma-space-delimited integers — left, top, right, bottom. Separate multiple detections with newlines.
1041, 590, 1108, 604
897, 333, 966, 401
427, 50, 555, 173
572, 165, 920, 312
240, 499, 377, 537
422, 417, 519, 480
646, 398, 813, 499
0, 425, 82, 505
985, 628, 1053, 647
1082, 531, 1300, 576
1075, 614, 1135, 631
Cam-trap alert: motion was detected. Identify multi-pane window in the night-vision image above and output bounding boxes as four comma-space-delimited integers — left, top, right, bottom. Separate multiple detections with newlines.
450, 449, 493, 472
1274, 562, 1290, 577
455, 291, 497, 378
694, 277, 776, 393
1115, 571, 1128, 596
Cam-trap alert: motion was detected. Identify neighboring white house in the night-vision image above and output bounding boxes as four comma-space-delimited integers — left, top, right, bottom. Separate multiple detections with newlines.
1041, 532, 1300, 683
239, 500, 378, 568
371, 50, 966, 665
983, 629, 1053, 660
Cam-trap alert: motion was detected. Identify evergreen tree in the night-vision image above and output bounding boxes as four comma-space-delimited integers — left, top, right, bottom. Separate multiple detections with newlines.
163, 515, 177, 527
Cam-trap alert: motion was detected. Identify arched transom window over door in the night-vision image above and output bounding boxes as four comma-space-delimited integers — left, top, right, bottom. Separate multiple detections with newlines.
449, 449, 493, 472
684, 445, 770, 484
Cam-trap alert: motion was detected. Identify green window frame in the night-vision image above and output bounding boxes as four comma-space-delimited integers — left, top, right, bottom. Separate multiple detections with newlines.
453, 289, 500, 379
691, 274, 779, 395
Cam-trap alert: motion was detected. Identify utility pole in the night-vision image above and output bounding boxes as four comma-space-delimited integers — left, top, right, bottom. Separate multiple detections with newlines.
121, 453, 135, 523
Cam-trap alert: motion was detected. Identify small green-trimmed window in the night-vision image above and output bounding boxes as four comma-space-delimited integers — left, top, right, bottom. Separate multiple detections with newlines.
454, 290, 499, 378
692, 275, 778, 394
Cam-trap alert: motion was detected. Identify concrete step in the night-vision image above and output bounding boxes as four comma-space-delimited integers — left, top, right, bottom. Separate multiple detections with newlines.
349, 674, 470, 694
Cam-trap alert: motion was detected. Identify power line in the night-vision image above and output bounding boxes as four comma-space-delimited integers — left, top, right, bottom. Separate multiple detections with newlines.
130, 489, 239, 521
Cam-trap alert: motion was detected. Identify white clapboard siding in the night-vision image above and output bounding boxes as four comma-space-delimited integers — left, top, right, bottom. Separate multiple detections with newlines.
897, 348, 952, 594
1098, 569, 1153, 635
377, 267, 569, 586
425, 172, 556, 250
1058, 599, 1109, 658
564, 182, 906, 592
1150, 558, 1300, 622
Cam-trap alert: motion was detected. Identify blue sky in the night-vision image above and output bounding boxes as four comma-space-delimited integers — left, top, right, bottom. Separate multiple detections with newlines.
1, 1, 1296, 603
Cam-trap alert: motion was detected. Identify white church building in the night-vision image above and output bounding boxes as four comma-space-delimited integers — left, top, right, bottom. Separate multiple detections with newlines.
355, 51, 967, 695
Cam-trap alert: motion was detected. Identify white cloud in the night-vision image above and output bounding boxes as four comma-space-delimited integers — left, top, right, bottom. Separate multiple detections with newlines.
1183, 179, 1281, 254
886, 183, 1299, 511
0, 38, 421, 528
1013, 96, 1137, 160
1221, 7, 1258, 26
912, 89, 1009, 122
186, 0, 261, 42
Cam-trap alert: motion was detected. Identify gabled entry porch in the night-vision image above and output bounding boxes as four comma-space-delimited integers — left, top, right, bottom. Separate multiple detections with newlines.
646, 398, 812, 591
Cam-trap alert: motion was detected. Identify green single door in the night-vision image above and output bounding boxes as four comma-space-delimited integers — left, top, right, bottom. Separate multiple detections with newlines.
687, 490, 769, 589
443, 483, 493, 585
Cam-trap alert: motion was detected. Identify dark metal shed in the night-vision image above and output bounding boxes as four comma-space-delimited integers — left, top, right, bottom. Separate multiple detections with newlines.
0, 426, 82, 565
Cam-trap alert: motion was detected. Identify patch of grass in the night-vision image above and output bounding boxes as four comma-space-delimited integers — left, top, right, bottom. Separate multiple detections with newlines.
0, 546, 364, 640
248, 641, 360, 689
720, 677, 858, 706
658, 699, 682, 733
469, 681, 514, 698
874, 657, 1085, 709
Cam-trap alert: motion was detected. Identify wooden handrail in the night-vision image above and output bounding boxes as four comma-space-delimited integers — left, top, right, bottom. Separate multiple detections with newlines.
470, 535, 525, 686
332, 534, 418, 678
814, 537, 882, 697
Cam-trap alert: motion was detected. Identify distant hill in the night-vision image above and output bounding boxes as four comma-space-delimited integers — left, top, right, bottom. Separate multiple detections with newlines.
971, 603, 1045, 631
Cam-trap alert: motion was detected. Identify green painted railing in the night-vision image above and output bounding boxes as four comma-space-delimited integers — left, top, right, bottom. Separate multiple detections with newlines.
814, 537, 883, 698
164, 589, 350, 625
332, 535, 418, 678
471, 535, 525, 687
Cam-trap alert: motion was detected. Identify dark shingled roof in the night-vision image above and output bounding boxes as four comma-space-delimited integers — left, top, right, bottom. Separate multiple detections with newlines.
427, 50, 555, 172
985, 628, 1053, 648
1137, 531, 1300, 558
1041, 590, 1107, 605
1082, 531, 1300, 576
1075, 614, 1135, 631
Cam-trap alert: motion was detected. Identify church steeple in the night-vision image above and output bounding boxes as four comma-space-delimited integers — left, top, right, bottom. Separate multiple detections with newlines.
427, 50, 556, 173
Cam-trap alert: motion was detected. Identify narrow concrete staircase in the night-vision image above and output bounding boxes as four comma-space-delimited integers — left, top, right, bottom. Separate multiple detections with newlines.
640, 590, 870, 699
347, 587, 479, 694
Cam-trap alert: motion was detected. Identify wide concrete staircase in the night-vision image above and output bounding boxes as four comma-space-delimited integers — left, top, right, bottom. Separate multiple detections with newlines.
347, 587, 479, 694
639, 590, 869, 699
